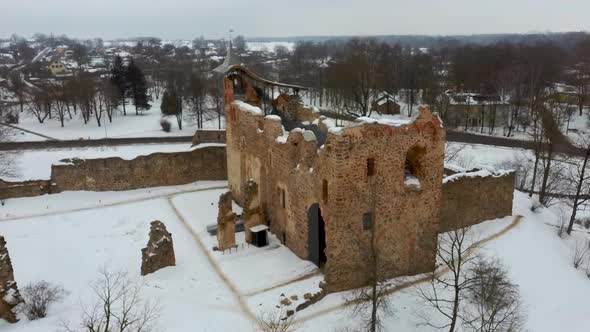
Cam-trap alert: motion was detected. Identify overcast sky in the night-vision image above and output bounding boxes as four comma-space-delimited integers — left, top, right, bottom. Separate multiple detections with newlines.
1, 0, 589, 40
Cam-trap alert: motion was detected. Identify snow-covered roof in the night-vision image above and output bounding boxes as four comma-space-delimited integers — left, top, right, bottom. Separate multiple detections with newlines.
212, 42, 241, 74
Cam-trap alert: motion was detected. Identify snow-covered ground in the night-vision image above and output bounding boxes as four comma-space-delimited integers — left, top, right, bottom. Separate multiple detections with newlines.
447, 142, 531, 169
2, 132, 590, 330
1, 179, 589, 331
3, 143, 192, 182
8, 97, 225, 142
246, 41, 295, 52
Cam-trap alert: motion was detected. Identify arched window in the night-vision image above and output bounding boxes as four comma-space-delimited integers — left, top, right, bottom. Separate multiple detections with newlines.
404, 145, 426, 187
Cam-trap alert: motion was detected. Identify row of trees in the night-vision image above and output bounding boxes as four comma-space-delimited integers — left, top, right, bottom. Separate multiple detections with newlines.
4, 56, 150, 129
274, 36, 590, 137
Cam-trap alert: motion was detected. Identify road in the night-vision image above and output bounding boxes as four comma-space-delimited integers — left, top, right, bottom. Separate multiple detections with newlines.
447, 130, 586, 157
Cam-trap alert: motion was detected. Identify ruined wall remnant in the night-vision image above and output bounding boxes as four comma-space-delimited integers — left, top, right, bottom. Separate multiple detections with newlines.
0, 236, 24, 323
0, 179, 52, 200
225, 72, 445, 292
217, 191, 236, 251
440, 169, 515, 233
141, 221, 176, 276
242, 179, 264, 243
51, 145, 226, 193
191, 129, 226, 146
273, 94, 320, 123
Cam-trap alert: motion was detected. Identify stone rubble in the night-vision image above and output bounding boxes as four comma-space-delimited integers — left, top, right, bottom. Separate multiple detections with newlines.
141, 221, 176, 276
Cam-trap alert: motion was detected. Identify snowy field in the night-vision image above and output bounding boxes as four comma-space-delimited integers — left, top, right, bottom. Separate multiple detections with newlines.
1, 179, 590, 331
246, 41, 295, 52
3, 143, 192, 182
7, 97, 225, 142
2, 137, 590, 330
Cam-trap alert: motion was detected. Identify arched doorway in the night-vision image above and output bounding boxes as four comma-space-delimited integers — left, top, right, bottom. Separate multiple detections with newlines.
308, 203, 327, 267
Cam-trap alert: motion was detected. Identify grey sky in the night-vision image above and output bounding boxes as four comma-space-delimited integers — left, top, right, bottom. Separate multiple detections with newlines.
1, 0, 589, 40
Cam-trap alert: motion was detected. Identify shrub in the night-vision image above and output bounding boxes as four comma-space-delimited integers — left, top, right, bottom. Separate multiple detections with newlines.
463, 259, 526, 332
160, 119, 171, 132
573, 240, 588, 269
19, 281, 67, 320
574, 217, 590, 229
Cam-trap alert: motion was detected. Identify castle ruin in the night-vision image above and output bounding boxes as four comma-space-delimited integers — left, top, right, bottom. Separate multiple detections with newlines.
221, 65, 446, 291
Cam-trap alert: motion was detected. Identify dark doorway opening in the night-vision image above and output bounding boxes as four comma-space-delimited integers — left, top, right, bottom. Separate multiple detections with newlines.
308, 203, 327, 267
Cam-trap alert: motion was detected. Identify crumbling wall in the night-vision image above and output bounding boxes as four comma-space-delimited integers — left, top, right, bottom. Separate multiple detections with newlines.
0, 179, 51, 200
217, 191, 236, 251
141, 221, 176, 275
0, 236, 23, 323
242, 179, 264, 243
191, 129, 226, 146
225, 75, 445, 292
51, 146, 227, 192
440, 170, 515, 233
273, 94, 320, 123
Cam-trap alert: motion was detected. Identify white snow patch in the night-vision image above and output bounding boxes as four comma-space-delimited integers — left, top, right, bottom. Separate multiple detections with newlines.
233, 100, 262, 116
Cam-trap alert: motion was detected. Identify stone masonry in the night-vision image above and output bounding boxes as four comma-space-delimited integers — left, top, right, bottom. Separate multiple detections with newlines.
242, 179, 264, 243
224, 74, 445, 292
51, 145, 226, 193
440, 170, 515, 232
141, 221, 176, 276
217, 192, 236, 251
0, 236, 24, 323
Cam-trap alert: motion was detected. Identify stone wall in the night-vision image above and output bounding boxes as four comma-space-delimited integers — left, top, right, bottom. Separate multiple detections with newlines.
191, 129, 226, 146
51, 145, 226, 192
0, 179, 51, 200
440, 170, 514, 233
225, 77, 445, 292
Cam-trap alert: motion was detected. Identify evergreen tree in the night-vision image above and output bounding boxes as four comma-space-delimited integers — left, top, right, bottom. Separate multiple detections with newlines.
160, 89, 182, 130
110, 56, 128, 115
126, 59, 150, 114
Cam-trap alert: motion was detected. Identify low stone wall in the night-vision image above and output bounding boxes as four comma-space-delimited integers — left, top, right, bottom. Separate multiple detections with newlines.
440, 170, 515, 233
0, 179, 51, 200
191, 130, 226, 146
51, 145, 227, 192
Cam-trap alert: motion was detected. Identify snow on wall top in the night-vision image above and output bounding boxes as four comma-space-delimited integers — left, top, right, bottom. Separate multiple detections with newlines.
233, 100, 263, 115
443, 165, 514, 184
190, 143, 227, 151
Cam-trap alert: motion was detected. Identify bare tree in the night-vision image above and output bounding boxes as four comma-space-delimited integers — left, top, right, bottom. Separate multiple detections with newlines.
188, 72, 207, 129
208, 78, 224, 129
444, 143, 467, 165
49, 82, 69, 127
8, 72, 26, 114
255, 308, 299, 332
0, 125, 19, 179
495, 66, 526, 138
570, 38, 590, 117
573, 240, 588, 269
344, 176, 394, 332
326, 39, 381, 118
461, 259, 526, 332
19, 281, 67, 320
26, 86, 52, 124
562, 134, 590, 234
62, 268, 160, 332
417, 226, 478, 332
